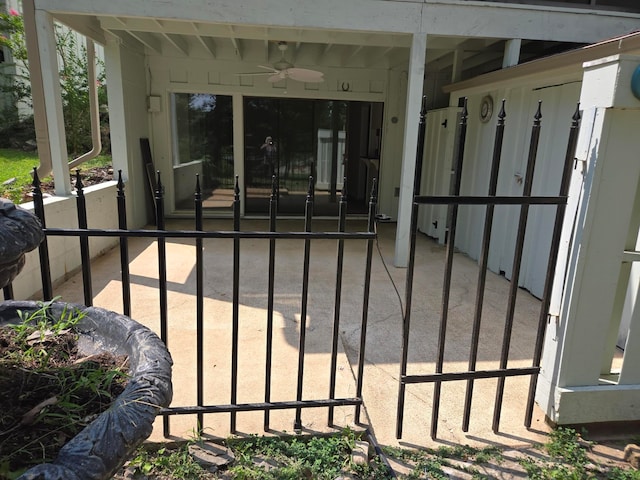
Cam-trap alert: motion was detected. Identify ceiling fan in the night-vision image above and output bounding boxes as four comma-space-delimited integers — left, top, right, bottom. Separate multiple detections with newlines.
238, 41, 324, 83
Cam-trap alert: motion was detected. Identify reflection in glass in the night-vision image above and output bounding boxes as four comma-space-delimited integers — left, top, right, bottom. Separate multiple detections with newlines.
172, 93, 234, 212
244, 97, 355, 216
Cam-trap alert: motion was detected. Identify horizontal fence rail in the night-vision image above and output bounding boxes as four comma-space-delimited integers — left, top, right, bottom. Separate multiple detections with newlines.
15, 169, 378, 437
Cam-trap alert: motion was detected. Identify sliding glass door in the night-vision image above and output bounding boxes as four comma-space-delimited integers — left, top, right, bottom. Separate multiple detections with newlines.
244, 97, 348, 216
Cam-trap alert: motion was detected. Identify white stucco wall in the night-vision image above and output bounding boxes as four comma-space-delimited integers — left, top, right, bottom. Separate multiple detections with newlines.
105, 38, 152, 228
3, 183, 119, 301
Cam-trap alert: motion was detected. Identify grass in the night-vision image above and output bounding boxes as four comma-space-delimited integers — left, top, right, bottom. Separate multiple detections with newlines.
0, 148, 111, 204
381, 428, 640, 479
122, 428, 392, 479
118, 427, 640, 479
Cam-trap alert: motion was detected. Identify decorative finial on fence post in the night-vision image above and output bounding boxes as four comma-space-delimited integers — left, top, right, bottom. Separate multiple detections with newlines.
75, 169, 84, 193
498, 99, 506, 124
117, 170, 125, 195
572, 102, 581, 124
534, 100, 542, 123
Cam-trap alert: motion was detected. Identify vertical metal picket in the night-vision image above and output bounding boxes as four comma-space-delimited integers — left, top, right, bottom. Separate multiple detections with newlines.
116, 171, 131, 316
462, 100, 506, 431
32, 167, 53, 301
154, 170, 170, 437
431, 98, 469, 439
75, 170, 93, 306
355, 178, 377, 424
231, 176, 240, 433
525, 104, 581, 427
396, 97, 428, 439
195, 174, 204, 430
264, 175, 277, 430
2, 285, 13, 301
493, 102, 543, 433
294, 176, 314, 431
328, 179, 347, 426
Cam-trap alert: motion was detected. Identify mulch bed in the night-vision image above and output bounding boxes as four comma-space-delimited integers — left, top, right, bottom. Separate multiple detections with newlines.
20, 166, 113, 204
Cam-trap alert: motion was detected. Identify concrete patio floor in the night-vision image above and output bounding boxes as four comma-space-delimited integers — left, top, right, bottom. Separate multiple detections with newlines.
51, 218, 554, 451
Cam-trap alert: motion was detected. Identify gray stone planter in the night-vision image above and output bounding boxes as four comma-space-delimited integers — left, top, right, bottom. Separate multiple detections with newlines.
0, 301, 173, 480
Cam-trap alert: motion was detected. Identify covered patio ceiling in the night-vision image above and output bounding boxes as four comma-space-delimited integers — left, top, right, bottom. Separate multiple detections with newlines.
54, 12, 581, 82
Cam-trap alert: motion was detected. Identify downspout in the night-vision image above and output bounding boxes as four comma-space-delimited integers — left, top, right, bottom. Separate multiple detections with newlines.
68, 38, 101, 169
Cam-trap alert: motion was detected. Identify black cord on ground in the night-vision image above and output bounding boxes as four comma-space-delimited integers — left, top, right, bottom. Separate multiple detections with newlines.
374, 220, 405, 318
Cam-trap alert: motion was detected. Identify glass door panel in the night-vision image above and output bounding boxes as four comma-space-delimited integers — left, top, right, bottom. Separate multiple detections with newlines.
172, 93, 234, 212
243, 97, 348, 216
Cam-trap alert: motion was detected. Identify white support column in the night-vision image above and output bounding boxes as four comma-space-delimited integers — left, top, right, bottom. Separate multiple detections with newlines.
35, 9, 71, 195
104, 36, 127, 179
21, 0, 52, 181
451, 49, 463, 84
394, 33, 426, 267
537, 54, 640, 425
502, 39, 521, 68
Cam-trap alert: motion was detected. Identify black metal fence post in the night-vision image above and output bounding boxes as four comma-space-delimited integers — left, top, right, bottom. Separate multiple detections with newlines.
264, 175, 278, 431
195, 174, 204, 431
231, 176, 241, 433
75, 170, 93, 306
397, 96, 428, 439
525, 104, 581, 427
492, 101, 543, 433
328, 178, 347, 426
432, 97, 469, 439
32, 167, 53, 301
117, 171, 131, 316
154, 171, 170, 437
462, 100, 506, 432
294, 176, 314, 431
355, 178, 377, 424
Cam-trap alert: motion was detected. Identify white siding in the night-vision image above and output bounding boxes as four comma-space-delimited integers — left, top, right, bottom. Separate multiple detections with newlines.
421, 78, 581, 298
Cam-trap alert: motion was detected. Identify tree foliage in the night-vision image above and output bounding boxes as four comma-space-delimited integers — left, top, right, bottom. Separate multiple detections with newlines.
0, 8, 109, 155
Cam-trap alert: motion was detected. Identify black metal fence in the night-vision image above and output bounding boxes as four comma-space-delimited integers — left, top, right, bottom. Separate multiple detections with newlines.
6, 169, 377, 438
396, 97, 581, 439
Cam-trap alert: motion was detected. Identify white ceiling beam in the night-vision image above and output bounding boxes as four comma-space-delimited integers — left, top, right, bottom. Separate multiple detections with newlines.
190, 23, 216, 58
163, 33, 189, 55
502, 38, 521, 68
127, 31, 163, 55
97, 16, 411, 48
228, 26, 243, 59
104, 29, 145, 52
54, 14, 106, 44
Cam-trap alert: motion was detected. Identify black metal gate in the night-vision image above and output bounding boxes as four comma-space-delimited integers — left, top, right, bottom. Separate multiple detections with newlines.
396, 97, 581, 439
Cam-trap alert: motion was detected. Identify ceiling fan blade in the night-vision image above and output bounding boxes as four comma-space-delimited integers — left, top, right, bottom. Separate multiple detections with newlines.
286, 68, 324, 83
236, 71, 274, 76
267, 72, 285, 83
257, 65, 279, 73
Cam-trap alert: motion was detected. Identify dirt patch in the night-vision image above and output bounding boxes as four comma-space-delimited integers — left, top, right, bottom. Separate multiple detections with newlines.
0, 322, 128, 477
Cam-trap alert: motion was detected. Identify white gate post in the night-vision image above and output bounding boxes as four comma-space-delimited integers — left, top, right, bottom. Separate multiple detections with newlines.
537, 54, 640, 425
394, 33, 426, 267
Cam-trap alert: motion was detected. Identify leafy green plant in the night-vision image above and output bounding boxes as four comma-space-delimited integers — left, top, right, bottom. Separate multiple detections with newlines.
0, 9, 109, 155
